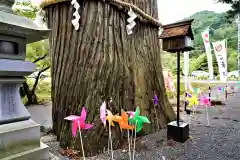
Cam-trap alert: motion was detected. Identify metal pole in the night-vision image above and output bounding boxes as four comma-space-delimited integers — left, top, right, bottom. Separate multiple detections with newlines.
177, 51, 180, 126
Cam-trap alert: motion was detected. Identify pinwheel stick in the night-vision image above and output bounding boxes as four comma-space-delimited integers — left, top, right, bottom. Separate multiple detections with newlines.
107, 136, 110, 154
108, 122, 114, 160
153, 103, 160, 130
132, 121, 138, 160
77, 120, 86, 160
205, 106, 210, 126
127, 130, 132, 160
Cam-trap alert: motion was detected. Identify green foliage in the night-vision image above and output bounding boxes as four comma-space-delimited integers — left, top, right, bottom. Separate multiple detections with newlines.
186, 10, 237, 51
13, 1, 51, 104
217, 0, 240, 19
166, 82, 217, 98
14, 1, 50, 71
13, 0, 38, 20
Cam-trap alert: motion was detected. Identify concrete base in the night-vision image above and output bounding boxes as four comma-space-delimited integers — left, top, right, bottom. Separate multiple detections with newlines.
0, 119, 49, 160
167, 121, 189, 143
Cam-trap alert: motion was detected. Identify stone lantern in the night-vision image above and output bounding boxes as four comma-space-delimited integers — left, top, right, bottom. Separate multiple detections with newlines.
0, 0, 50, 159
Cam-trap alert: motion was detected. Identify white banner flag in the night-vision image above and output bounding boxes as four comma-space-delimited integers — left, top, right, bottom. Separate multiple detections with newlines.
212, 39, 228, 81
201, 28, 214, 79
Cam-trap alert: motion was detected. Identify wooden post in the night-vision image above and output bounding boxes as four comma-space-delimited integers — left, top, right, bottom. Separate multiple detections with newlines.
177, 51, 180, 126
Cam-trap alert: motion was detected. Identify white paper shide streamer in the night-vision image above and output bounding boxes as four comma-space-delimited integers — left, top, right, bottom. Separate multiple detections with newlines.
126, 8, 137, 35
71, 0, 81, 30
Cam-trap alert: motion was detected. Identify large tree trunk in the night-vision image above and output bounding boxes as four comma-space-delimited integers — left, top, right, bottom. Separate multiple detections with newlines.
45, 0, 175, 156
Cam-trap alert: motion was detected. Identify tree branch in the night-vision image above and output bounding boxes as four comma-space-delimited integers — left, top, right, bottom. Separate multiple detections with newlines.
32, 66, 50, 93
33, 53, 48, 63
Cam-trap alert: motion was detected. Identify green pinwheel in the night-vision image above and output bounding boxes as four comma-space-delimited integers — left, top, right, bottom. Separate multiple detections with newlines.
129, 107, 150, 132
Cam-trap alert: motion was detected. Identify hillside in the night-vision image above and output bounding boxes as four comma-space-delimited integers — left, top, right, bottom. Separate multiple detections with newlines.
162, 10, 238, 74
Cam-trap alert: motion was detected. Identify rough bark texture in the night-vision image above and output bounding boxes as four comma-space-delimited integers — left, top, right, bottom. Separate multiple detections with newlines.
45, 0, 175, 156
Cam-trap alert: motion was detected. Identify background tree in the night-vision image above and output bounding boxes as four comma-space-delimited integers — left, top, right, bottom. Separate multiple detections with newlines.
42, 0, 175, 156
14, 0, 50, 105
217, 0, 240, 19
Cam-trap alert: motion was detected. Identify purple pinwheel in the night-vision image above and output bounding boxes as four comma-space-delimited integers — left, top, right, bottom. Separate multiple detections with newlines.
153, 94, 159, 106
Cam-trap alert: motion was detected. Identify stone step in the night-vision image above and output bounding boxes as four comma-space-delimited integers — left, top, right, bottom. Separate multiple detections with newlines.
0, 142, 49, 160
0, 119, 41, 158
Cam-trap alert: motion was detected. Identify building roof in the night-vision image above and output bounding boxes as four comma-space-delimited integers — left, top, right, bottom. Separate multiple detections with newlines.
159, 19, 194, 40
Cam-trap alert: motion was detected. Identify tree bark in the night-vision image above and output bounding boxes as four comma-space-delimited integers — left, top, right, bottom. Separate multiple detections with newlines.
22, 81, 38, 105
45, 0, 175, 156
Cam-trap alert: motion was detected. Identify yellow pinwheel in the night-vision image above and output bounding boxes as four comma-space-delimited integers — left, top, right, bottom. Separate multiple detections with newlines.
186, 95, 199, 108
106, 109, 122, 126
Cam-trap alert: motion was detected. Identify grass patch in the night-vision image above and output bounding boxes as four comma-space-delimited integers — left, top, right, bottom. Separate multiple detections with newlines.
166, 82, 217, 99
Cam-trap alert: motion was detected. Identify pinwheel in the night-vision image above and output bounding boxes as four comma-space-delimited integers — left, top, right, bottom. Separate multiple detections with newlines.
193, 88, 200, 94
129, 107, 151, 132
186, 92, 192, 98
119, 110, 135, 130
100, 101, 107, 126
186, 95, 199, 108
153, 94, 160, 130
120, 110, 135, 160
237, 81, 240, 89
127, 111, 135, 118
218, 87, 224, 93
215, 87, 223, 101
129, 107, 150, 160
106, 109, 122, 160
153, 94, 159, 106
186, 95, 199, 117
200, 97, 211, 106
199, 97, 211, 126
99, 101, 111, 154
106, 109, 122, 126
64, 107, 93, 160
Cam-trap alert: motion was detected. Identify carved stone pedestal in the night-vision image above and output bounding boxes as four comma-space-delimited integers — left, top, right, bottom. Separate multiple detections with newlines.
0, 78, 49, 160
0, 82, 31, 125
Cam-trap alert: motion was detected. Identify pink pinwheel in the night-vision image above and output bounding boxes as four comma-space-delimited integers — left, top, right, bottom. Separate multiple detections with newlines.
64, 107, 93, 137
100, 101, 107, 126
127, 111, 135, 118
200, 97, 211, 106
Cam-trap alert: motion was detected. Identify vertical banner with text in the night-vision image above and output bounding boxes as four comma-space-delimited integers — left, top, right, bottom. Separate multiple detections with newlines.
202, 28, 214, 79
212, 39, 228, 81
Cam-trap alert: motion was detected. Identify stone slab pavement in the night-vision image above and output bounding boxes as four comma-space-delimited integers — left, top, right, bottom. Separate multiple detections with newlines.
28, 102, 53, 129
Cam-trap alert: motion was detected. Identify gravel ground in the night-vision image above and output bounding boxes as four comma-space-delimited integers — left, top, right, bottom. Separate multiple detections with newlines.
40, 85, 240, 160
